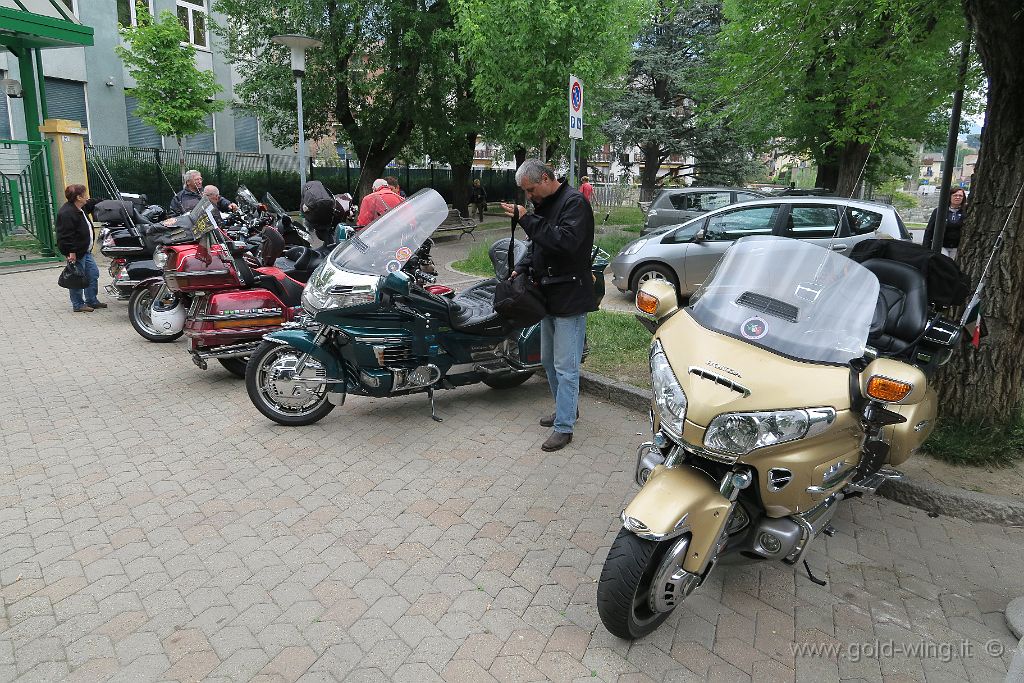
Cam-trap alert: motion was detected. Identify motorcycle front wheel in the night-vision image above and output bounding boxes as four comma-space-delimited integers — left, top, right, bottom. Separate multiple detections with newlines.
128, 283, 184, 343
597, 528, 674, 639
245, 341, 335, 426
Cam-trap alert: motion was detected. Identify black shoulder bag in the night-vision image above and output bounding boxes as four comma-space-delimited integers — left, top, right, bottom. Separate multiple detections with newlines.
493, 208, 547, 326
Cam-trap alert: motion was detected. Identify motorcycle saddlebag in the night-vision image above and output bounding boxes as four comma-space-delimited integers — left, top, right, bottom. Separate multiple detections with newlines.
301, 181, 337, 228
93, 199, 135, 225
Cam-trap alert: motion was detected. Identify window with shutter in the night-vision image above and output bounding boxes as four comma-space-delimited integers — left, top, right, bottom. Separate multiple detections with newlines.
125, 95, 162, 148
43, 78, 88, 134
234, 110, 259, 152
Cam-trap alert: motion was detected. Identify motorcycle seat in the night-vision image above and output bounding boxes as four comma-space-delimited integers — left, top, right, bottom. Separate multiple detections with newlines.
448, 279, 513, 335
861, 258, 929, 357
253, 266, 305, 307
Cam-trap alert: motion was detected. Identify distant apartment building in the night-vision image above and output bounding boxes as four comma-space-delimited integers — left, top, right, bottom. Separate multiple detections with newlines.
0, 0, 276, 154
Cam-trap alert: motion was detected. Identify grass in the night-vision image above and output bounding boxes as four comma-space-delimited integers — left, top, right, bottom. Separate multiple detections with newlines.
596, 205, 645, 233
906, 222, 927, 230
0, 235, 43, 253
452, 230, 639, 275
585, 310, 651, 388
922, 419, 1024, 468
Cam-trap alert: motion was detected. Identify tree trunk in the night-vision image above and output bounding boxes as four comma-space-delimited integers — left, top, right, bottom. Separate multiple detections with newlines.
835, 141, 871, 197
578, 149, 589, 183
814, 158, 838, 193
936, 0, 1024, 426
355, 150, 394, 202
640, 142, 660, 191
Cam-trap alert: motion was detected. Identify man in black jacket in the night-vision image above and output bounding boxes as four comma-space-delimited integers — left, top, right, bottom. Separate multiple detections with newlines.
502, 159, 596, 451
169, 169, 203, 216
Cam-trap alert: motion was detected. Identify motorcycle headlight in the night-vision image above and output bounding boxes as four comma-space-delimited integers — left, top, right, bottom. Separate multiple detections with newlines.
301, 265, 378, 314
153, 248, 169, 269
650, 340, 687, 438
704, 409, 816, 456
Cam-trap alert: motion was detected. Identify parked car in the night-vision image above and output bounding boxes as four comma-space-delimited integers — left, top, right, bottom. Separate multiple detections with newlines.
612, 197, 912, 297
641, 187, 766, 235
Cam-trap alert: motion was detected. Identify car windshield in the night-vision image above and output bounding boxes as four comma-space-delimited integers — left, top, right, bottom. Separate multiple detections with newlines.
328, 189, 449, 275
688, 236, 879, 365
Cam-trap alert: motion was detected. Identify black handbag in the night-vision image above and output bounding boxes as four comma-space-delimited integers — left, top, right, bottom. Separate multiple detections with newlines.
57, 261, 88, 289
493, 208, 547, 326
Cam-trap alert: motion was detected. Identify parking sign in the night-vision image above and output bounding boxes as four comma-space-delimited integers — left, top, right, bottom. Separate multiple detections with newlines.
569, 75, 583, 140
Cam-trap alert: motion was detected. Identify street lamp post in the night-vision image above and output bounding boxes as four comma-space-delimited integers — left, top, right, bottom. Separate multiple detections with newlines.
271, 34, 322, 188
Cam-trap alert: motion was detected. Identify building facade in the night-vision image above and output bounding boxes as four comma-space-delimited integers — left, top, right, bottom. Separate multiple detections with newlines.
1, 0, 274, 154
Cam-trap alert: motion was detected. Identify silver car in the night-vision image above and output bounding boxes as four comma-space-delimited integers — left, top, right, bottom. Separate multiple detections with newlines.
612, 197, 912, 297
642, 187, 766, 235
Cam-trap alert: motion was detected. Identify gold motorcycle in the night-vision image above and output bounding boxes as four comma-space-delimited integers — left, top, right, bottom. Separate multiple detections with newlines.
597, 235, 962, 639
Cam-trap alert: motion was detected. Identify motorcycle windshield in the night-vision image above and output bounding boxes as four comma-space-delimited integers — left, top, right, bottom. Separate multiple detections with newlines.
688, 236, 879, 365
263, 192, 287, 217
236, 185, 259, 211
328, 189, 448, 275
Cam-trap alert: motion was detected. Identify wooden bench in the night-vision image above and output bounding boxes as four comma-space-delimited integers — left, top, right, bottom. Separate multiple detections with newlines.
433, 209, 478, 239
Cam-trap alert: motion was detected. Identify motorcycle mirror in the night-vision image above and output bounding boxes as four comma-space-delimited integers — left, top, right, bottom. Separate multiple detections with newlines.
382, 270, 411, 296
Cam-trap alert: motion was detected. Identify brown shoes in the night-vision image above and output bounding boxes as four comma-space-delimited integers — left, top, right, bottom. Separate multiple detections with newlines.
73, 306, 94, 313
88, 302, 108, 309
541, 431, 573, 452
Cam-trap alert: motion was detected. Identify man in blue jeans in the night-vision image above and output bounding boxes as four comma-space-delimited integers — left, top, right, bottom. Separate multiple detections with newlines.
501, 160, 596, 451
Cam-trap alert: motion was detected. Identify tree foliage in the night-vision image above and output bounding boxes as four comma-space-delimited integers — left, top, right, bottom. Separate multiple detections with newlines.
453, 0, 647, 162
602, 0, 760, 190
116, 7, 224, 164
212, 0, 457, 199
716, 0, 978, 196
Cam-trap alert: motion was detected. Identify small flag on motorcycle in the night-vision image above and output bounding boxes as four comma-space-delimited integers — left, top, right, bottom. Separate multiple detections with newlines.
963, 298, 986, 349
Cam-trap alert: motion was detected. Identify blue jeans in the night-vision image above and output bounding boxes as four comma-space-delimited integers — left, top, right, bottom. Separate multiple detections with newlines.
540, 313, 587, 434
69, 252, 100, 310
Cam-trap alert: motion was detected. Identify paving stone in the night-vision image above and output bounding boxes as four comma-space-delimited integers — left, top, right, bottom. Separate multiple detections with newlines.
2, 265, 1023, 681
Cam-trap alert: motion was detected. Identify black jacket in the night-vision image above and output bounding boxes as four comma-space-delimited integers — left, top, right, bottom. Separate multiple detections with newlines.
922, 207, 964, 250
170, 187, 202, 216
515, 182, 596, 316
470, 185, 487, 203
55, 198, 100, 257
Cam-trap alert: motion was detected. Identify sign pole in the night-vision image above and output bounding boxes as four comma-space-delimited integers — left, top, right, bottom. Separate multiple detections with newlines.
568, 74, 583, 189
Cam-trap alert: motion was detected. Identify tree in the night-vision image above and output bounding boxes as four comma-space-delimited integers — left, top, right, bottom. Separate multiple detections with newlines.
213, 0, 458, 200
116, 7, 224, 176
602, 0, 759, 191
716, 0, 976, 196
453, 0, 646, 167
937, 1, 1024, 430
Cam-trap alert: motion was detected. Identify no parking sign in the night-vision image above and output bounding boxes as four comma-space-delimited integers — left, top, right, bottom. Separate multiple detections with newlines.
568, 75, 583, 140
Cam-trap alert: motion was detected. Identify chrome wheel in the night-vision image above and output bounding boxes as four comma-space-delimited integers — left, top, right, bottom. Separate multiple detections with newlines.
246, 342, 335, 426
128, 283, 184, 342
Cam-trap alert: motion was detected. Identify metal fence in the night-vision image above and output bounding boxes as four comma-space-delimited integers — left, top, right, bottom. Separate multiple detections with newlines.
1, 140, 57, 261
86, 145, 519, 211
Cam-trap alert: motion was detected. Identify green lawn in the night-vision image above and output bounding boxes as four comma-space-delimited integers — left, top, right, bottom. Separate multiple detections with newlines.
453, 231, 639, 275
0, 235, 43, 253
585, 310, 651, 388
596, 205, 644, 231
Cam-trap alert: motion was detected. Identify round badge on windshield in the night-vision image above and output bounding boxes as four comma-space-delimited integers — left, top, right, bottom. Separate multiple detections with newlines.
386, 259, 402, 273
740, 316, 768, 340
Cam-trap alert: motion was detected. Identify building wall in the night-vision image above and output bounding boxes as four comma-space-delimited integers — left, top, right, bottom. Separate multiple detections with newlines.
0, 0, 279, 154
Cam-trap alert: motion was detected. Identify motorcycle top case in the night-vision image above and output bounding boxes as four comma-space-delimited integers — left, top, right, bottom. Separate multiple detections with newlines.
300, 181, 337, 228
93, 199, 136, 225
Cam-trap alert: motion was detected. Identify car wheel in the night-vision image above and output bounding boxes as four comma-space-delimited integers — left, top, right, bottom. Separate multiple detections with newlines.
630, 263, 678, 294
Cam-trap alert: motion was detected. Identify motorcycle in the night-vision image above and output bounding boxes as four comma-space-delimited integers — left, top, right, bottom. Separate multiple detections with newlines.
97, 195, 167, 301
596, 235, 963, 639
244, 188, 610, 426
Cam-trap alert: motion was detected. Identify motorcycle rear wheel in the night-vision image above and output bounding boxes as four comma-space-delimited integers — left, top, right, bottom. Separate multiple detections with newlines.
128, 283, 184, 343
482, 371, 533, 389
218, 358, 248, 378
246, 341, 335, 426
597, 528, 674, 639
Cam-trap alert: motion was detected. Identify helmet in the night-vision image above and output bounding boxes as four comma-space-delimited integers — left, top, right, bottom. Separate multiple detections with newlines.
149, 296, 185, 333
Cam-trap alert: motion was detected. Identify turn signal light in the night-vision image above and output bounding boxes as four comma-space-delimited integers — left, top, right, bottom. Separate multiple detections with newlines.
637, 291, 659, 315
865, 375, 912, 402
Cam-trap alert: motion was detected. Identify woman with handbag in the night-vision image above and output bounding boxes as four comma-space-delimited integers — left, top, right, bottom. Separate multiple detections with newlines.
56, 184, 104, 313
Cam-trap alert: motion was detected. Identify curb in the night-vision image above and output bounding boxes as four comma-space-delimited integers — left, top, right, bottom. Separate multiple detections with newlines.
578, 369, 1024, 526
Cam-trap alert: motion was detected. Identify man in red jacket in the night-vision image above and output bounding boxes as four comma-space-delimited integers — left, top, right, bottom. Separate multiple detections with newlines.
357, 178, 404, 228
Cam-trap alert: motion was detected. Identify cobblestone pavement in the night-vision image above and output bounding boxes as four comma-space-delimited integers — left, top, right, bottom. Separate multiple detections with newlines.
2, 265, 1023, 683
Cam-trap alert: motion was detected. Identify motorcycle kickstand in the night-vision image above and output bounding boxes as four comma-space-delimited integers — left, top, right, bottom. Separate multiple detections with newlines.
427, 387, 443, 422
802, 560, 827, 586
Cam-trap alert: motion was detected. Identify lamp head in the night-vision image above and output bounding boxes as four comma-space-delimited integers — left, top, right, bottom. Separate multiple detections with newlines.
271, 34, 323, 77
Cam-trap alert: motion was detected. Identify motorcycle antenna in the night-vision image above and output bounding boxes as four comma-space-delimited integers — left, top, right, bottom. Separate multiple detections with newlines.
958, 177, 1024, 330
87, 148, 138, 232
826, 123, 884, 253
